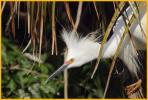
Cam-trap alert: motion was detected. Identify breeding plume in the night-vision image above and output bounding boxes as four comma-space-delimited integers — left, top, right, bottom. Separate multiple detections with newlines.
45, 3, 146, 98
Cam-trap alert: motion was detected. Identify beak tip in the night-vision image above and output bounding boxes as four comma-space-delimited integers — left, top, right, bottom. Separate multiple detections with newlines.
44, 63, 69, 85
44, 79, 48, 85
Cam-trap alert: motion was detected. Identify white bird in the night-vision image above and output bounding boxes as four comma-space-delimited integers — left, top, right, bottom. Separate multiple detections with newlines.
45, 3, 146, 98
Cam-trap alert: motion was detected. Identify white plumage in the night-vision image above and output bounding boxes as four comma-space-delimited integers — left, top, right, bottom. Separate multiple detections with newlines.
62, 31, 100, 68
45, 3, 146, 98
62, 3, 146, 76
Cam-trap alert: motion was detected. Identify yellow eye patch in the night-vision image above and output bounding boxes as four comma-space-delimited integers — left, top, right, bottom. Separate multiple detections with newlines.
65, 58, 74, 64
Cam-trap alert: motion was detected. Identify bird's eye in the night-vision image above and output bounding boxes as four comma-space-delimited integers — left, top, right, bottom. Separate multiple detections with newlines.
65, 58, 74, 64
69, 58, 74, 63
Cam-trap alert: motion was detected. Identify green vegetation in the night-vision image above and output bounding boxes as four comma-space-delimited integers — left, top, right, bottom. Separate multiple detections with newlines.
2, 37, 106, 98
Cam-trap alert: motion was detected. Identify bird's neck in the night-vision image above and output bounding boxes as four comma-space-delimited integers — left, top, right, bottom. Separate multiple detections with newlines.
100, 6, 133, 58
101, 3, 146, 58
102, 33, 122, 58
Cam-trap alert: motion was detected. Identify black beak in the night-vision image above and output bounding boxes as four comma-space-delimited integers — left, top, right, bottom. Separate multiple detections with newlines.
44, 63, 69, 84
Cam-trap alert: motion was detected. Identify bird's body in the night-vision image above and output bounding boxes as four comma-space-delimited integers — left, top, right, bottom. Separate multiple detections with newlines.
102, 4, 146, 77
45, 3, 146, 98
62, 4, 146, 76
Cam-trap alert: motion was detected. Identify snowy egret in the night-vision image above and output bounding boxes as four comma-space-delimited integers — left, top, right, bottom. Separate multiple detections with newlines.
45, 3, 146, 98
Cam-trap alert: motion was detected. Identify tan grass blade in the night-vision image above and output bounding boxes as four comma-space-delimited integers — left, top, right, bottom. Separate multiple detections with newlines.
39, 3, 44, 64
91, 2, 126, 78
17, 2, 20, 29
129, 2, 146, 37
10, 2, 16, 38
93, 2, 100, 21
64, 69, 68, 98
103, 10, 136, 99
51, 2, 58, 55
2, 2, 6, 14
103, 3, 144, 98
27, 2, 30, 35
64, 2, 74, 28
72, 2, 83, 33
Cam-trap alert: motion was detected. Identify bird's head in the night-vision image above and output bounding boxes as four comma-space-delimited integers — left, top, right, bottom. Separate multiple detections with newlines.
45, 30, 100, 84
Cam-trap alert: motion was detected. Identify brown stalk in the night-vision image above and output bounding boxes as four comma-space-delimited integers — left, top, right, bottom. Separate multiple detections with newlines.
27, 2, 30, 35
72, 2, 83, 33
5, 2, 16, 33
2, 2, 6, 13
64, 69, 68, 98
32, 2, 40, 55
130, 2, 146, 38
17, 2, 20, 29
10, 2, 16, 39
103, 3, 144, 97
93, 2, 99, 21
39, 3, 44, 64
64, 2, 74, 28
113, 2, 117, 11
91, 2, 126, 78
51, 2, 58, 55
